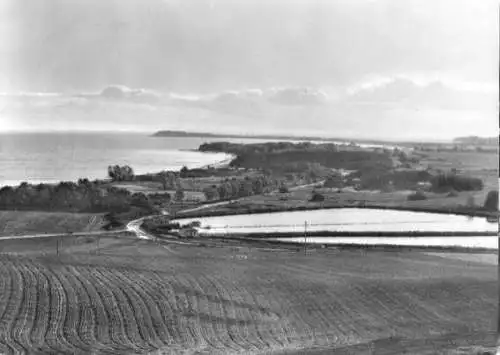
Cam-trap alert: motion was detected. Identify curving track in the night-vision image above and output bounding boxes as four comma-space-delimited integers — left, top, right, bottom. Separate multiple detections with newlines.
0, 240, 497, 354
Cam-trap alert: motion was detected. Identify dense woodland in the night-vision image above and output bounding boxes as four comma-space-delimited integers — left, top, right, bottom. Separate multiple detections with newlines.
199, 141, 394, 174
198, 141, 488, 194
0, 179, 158, 214
201, 176, 284, 201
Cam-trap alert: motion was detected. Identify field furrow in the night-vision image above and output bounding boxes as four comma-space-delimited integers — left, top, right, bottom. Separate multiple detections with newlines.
11, 262, 37, 351
0, 261, 14, 354
169, 278, 198, 348
173, 275, 206, 350
53, 266, 94, 353
70, 265, 118, 354
90, 267, 145, 353
147, 272, 185, 345
202, 275, 253, 351
86, 267, 131, 352
111, 274, 159, 351
95, 268, 152, 353
229, 281, 277, 351
0, 239, 495, 355
111, 268, 165, 349
188, 275, 226, 350
0, 261, 9, 318
27, 264, 50, 351
2, 260, 28, 354
43, 264, 81, 354
337, 284, 394, 339
65, 265, 100, 350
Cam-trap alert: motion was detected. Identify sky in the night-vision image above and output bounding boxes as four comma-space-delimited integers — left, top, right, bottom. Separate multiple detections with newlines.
0, 0, 498, 140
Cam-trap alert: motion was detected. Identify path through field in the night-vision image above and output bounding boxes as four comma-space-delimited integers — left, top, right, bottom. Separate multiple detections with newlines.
0, 236, 496, 355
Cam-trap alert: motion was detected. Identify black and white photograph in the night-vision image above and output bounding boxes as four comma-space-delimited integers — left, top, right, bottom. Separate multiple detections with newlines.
0, 0, 498, 354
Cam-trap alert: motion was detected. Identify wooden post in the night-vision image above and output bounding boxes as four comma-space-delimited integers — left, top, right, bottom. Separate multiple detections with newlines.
56, 238, 59, 256
96, 237, 100, 255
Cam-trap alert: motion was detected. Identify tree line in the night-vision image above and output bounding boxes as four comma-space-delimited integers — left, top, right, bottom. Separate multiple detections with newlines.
0, 179, 156, 214
202, 176, 284, 201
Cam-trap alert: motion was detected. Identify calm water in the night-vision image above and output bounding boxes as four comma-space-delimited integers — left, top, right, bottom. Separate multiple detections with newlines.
0, 132, 240, 186
276, 236, 497, 249
1, 132, 401, 187
175, 208, 497, 233
175, 208, 498, 248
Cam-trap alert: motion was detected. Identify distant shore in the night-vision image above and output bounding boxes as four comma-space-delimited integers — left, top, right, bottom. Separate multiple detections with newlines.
152, 130, 406, 146
0, 151, 234, 189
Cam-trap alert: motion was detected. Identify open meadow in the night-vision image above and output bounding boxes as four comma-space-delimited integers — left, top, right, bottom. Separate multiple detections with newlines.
416, 150, 498, 205
0, 211, 105, 237
0, 234, 497, 354
178, 149, 499, 219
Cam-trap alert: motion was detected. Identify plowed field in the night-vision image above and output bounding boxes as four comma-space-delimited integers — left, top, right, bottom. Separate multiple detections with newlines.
0, 236, 497, 354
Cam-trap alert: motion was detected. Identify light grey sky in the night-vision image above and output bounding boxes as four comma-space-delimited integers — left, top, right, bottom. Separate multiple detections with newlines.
0, 0, 497, 92
0, 0, 497, 139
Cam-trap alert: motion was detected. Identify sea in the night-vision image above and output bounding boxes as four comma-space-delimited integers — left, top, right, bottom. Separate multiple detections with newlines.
0, 132, 246, 187
0, 132, 405, 188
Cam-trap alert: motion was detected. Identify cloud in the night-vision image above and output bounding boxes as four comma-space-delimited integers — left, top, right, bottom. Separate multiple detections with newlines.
345, 77, 495, 110
266, 87, 329, 106
1, 0, 496, 92
2, 86, 496, 141
97, 85, 162, 104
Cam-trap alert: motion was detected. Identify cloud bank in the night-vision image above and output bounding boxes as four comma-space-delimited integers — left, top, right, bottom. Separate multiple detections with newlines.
1, 76, 496, 142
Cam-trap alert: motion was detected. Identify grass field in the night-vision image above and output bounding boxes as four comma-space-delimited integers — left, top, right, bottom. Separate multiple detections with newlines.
418, 150, 498, 205
0, 234, 496, 354
0, 211, 105, 237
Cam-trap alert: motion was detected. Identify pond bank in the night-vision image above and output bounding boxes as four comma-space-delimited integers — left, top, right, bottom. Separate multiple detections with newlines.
175, 201, 498, 220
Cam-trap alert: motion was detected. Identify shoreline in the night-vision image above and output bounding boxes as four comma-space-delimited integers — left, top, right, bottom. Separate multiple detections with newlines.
0, 151, 234, 189
146, 231, 498, 252
174, 203, 499, 220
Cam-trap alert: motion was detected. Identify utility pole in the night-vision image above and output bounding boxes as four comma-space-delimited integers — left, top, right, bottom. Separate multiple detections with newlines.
304, 221, 307, 255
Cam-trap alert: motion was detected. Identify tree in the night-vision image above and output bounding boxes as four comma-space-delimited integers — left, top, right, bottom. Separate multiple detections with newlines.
180, 166, 189, 178
407, 191, 427, 201
131, 192, 151, 209
158, 171, 177, 190
252, 178, 264, 195
310, 192, 325, 202
175, 188, 185, 202
203, 186, 218, 201
217, 184, 228, 200
108, 165, 134, 181
278, 185, 289, 194
484, 190, 498, 211
238, 180, 254, 197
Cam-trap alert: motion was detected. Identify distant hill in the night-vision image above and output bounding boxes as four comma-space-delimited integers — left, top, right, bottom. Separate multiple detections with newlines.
452, 136, 498, 146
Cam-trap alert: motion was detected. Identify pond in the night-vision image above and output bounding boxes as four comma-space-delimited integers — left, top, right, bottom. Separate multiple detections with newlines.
174, 208, 497, 234
273, 236, 497, 250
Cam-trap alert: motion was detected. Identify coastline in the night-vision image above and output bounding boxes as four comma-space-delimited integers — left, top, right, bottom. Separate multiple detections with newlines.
0, 151, 235, 189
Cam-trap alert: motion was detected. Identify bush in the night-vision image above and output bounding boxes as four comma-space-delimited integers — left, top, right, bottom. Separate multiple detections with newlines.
446, 190, 459, 197
407, 191, 428, 201
430, 173, 483, 192
323, 176, 344, 188
310, 193, 325, 202
484, 190, 498, 211
278, 186, 289, 193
